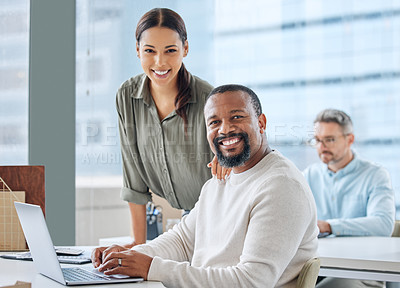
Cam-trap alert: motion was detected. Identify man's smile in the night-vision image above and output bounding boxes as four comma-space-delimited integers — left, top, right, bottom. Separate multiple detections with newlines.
219, 136, 242, 147
216, 135, 243, 150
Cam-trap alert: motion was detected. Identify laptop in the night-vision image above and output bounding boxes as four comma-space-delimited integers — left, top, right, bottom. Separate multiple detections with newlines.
14, 202, 144, 286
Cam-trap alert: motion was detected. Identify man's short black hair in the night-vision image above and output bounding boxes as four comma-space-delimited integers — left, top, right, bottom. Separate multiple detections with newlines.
206, 84, 262, 117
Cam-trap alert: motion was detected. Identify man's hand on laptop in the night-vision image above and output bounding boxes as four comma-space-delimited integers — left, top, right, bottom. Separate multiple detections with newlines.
91, 244, 128, 268
97, 249, 152, 280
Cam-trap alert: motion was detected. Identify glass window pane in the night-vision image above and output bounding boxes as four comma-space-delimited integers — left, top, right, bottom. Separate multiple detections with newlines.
75, 0, 214, 245
0, 0, 29, 165
215, 0, 400, 217
76, 0, 400, 245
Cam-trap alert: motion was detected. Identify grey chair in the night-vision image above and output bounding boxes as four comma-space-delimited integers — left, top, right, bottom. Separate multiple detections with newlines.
387, 221, 400, 288
391, 220, 400, 237
296, 258, 320, 288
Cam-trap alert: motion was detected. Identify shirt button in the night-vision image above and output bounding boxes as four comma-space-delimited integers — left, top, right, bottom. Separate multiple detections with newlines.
163, 169, 168, 174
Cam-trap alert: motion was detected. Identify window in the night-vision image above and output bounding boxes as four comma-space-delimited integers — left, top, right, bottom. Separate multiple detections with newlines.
0, 0, 29, 165
215, 0, 400, 216
75, 0, 214, 245
75, 0, 400, 245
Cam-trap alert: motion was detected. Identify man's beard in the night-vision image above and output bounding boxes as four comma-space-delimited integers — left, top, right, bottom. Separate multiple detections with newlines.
213, 132, 251, 168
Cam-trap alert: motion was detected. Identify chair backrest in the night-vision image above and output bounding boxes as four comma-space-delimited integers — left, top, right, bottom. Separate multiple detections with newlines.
392, 220, 400, 237
296, 258, 320, 288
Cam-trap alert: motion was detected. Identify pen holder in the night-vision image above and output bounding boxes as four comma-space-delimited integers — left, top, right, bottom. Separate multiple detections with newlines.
146, 202, 163, 240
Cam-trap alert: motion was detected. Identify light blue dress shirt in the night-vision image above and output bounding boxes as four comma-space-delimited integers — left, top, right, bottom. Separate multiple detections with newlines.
303, 152, 395, 236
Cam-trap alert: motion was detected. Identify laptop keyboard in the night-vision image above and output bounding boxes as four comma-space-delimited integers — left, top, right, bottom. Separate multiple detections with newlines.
63, 267, 108, 282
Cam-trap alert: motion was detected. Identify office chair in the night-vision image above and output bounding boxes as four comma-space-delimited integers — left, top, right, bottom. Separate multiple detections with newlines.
385, 221, 400, 288
392, 220, 400, 237
296, 258, 320, 288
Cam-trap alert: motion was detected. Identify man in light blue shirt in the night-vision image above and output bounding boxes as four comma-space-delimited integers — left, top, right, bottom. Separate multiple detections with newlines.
303, 109, 395, 288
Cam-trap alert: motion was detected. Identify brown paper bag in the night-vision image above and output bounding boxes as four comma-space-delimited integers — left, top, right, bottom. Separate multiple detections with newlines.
0, 281, 31, 288
0, 177, 26, 251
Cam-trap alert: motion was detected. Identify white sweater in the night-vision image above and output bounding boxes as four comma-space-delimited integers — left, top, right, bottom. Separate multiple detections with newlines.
134, 151, 318, 287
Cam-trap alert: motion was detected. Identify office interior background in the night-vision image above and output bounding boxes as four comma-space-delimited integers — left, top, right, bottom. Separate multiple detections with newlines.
1, 0, 399, 245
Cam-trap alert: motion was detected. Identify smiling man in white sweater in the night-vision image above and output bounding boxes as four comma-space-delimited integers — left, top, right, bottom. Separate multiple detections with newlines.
92, 84, 319, 287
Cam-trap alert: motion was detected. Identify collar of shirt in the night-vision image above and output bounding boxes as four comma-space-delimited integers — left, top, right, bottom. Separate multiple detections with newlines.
130, 73, 198, 106
325, 150, 359, 178
230, 150, 278, 185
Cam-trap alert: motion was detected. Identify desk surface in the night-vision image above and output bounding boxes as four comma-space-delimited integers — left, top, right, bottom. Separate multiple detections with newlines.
4, 238, 400, 285
0, 248, 165, 288
318, 236, 400, 282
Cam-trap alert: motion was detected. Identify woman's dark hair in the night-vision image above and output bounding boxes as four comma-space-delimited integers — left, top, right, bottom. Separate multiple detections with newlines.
136, 8, 191, 132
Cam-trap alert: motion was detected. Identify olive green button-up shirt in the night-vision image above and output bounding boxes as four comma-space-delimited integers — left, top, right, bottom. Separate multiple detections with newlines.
116, 73, 214, 210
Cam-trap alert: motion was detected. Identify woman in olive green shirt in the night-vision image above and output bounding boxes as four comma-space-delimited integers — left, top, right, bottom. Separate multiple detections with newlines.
116, 8, 219, 247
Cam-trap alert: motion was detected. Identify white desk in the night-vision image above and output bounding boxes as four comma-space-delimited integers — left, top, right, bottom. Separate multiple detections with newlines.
318, 236, 400, 282
0, 248, 165, 288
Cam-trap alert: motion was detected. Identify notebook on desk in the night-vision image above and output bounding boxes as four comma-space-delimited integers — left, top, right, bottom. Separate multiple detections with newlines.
0, 251, 91, 264
14, 202, 143, 286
